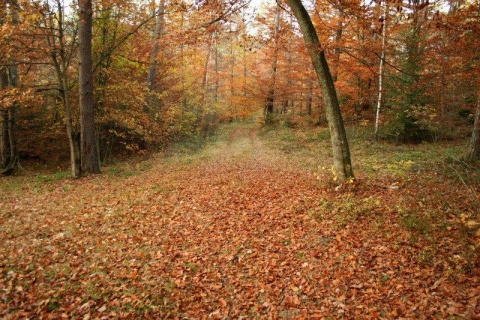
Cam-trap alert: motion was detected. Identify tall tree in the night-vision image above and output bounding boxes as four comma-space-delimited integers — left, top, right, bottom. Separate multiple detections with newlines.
5, 0, 19, 173
0, 0, 6, 168
331, 4, 344, 82
285, 0, 354, 182
0, 69, 6, 168
78, 0, 100, 173
264, 4, 281, 121
374, 0, 388, 139
46, 0, 81, 178
147, 0, 165, 91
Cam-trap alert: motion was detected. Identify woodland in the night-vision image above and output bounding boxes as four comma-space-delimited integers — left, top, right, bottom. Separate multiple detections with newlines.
0, 0, 480, 317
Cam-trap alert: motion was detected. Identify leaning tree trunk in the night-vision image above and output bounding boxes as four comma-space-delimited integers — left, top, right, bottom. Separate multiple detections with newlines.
467, 94, 480, 161
285, 0, 354, 182
78, 0, 100, 173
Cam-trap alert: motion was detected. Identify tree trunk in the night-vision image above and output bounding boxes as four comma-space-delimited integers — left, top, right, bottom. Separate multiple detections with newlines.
180, 10, 187, 108
202, 33, 213, 91
0, 1, 6, 168
78, 0, 100, 173
285, 0, 354, 182
0, 69, 7, 168
306, 79, 313, 115
283, 13, 293, 113
147, 0, 165, 91
60, 68, 81, 178
331, 6, 344, 82
2, 0, 20, 172
230, 24, 235, 116
6, 107, 17, 170
264, 4, 281, 121
0, 109, 6, 168
374, 0, 388, 139
214, 31, 219, 103
48, 0, 81, 178
243, 10, 248, 98
467, 94, 480, 161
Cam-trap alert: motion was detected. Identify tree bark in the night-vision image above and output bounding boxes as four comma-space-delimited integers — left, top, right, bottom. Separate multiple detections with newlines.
5, 0, 19, 172
0, 110, 6, 168
214, 30, 219, 103
374, 0, 388, 139
264, 4, 281, 121
230, 24, 235, 116
78, 0, 100, 173
202, 33, 213, 91
285, 0, 354, 181
242, 9, 248, 98
467, 94, 480, 161
6, 107, 17, 170
283, 13, 293, 113
47, 0, 81, 178
306, 79, 313, 115
0, 1, 6, 168
147, 0, 165, 91
0, 70, 7, 168
331, 6, 344, 82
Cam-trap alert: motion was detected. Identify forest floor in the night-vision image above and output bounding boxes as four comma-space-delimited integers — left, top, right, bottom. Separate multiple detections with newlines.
1, 121, 479, 319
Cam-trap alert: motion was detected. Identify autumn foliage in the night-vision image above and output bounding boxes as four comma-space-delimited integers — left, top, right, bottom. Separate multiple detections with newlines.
0, 0, 479, 168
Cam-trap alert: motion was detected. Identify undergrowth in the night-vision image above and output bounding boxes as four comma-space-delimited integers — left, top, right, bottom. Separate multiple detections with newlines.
260, 121, 479, 275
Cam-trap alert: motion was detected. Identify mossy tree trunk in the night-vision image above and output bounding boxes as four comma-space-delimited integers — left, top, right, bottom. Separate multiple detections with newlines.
285, 0, 354, 182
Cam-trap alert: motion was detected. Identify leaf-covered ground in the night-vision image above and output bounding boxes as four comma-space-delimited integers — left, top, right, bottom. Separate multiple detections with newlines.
1, 122, 479, 319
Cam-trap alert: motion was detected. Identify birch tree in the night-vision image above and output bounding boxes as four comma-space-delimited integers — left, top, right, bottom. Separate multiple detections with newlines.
374, 0, 388, 139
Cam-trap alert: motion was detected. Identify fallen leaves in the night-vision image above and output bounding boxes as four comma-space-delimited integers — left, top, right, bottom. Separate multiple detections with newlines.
0, 125, 479, 318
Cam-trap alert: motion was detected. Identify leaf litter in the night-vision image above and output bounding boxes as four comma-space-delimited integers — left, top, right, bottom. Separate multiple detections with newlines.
1, 124, 479, 318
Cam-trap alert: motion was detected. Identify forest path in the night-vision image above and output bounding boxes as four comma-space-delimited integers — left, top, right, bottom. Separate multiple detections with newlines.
1, 122, 331, 318
1, 122, 477, 318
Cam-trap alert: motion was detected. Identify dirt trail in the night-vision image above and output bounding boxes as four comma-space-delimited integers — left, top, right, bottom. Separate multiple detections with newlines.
1, 123, 478, 318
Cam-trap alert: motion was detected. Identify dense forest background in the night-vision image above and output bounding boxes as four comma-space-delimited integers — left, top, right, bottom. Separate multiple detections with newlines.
0, 0, 479, 175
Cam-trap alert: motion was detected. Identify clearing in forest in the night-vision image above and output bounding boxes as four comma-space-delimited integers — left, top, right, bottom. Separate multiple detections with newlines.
1, 122, 479, 318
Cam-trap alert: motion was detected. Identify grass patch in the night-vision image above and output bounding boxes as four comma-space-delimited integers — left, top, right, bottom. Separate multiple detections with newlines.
260, 123, 478, 184
35, 171, 71, 182
309, 195, 381, 229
